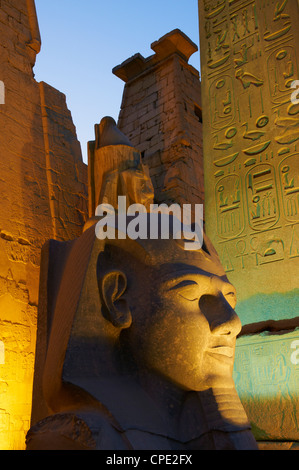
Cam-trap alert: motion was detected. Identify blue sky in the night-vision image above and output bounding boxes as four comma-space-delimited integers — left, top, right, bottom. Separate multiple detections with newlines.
34, 1, 201, 162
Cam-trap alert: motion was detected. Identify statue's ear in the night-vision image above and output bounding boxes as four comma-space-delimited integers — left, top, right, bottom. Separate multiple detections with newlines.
101, 271, 132, 329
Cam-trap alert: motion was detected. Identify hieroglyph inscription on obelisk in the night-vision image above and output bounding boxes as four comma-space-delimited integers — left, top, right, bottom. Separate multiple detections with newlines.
199, 0, 299, 325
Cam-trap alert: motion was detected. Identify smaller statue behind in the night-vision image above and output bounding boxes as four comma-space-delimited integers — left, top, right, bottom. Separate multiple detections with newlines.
88, 116, 154, 218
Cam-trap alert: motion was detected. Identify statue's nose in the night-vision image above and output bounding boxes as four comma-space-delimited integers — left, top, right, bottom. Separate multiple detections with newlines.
198, 278, 242, 337
205, 295, 241, 337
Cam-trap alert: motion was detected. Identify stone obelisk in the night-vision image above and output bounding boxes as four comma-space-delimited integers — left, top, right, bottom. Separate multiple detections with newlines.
198, 0, 299, 447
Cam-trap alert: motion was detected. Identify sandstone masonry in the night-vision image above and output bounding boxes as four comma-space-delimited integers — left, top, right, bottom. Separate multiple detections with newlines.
113, 30, 204, 212
0, 0, 88, 449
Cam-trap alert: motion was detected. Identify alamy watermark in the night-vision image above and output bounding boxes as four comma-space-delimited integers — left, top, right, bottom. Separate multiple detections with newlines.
290, 80, 299, 104
0, 81, 5, 104
95, 196, 203, 251
291, 340, 299, 365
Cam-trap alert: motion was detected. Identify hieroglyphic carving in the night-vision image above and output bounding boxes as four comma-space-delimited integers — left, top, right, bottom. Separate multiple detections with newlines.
209, 76, 235, 131
216, 174, 244, 238
233, 331, 299, 440
246, 164, 279, 231
199, 0, 299, 322
279, 153, 299, 222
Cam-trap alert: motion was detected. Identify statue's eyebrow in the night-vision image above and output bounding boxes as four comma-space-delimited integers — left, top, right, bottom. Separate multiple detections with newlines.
159, 270, 229, 291
168, 279, 199, 291
160, 272, 207, 290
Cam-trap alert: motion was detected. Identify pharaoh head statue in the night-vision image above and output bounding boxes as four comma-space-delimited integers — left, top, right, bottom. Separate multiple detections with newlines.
27, 119, 257, 450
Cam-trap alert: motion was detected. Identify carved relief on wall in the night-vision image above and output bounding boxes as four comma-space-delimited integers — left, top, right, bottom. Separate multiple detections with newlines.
200, 0, 299, 299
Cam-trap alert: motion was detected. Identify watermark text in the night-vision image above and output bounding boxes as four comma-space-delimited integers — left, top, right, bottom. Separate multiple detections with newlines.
0, 81, 5, 104
95, 196, 203, 251
290, 80, 299, 104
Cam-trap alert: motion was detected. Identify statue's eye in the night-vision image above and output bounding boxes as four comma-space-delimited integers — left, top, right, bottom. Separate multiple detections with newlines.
225, 291, 237, 308
170, 280, 200, 301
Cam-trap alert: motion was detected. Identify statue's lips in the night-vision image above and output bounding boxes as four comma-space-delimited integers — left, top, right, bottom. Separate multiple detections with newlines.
206, 346, 234, 359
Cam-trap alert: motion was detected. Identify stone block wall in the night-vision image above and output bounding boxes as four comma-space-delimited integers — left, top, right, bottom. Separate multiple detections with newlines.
0, 0, 88, 449
113, 30, 204, 213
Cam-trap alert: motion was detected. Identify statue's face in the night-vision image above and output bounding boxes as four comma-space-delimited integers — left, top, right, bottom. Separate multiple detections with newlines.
122, 168, 154, 210
133, 170, 154, 210
123, 256, 241, 391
